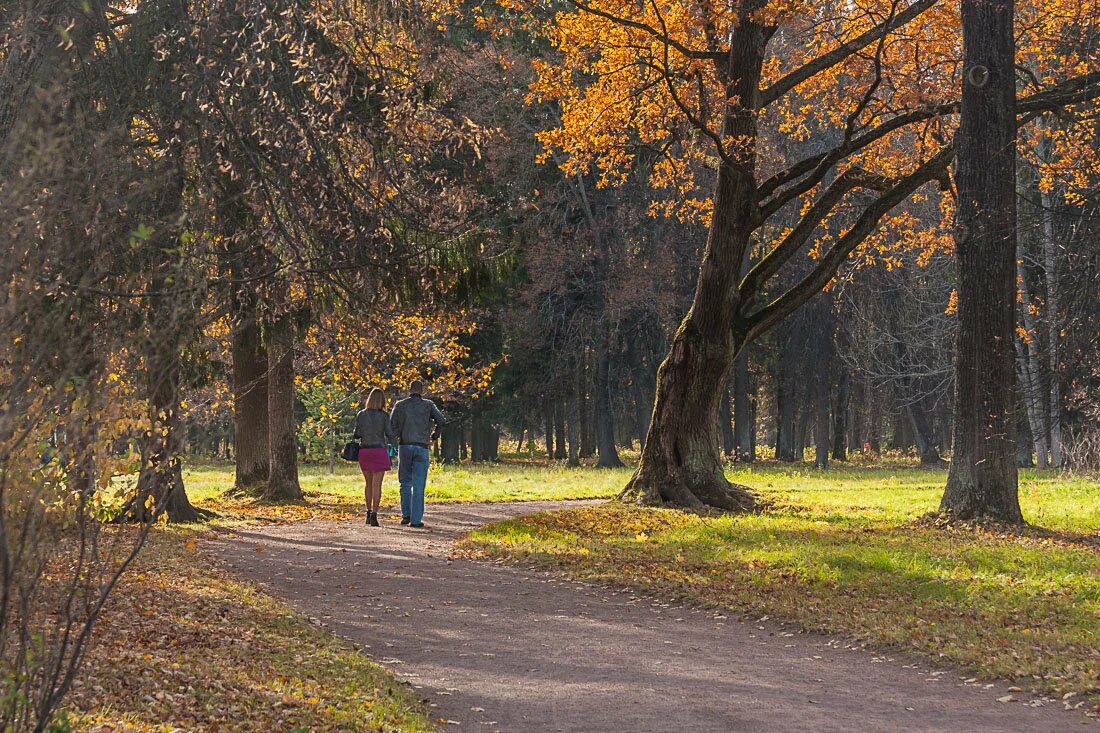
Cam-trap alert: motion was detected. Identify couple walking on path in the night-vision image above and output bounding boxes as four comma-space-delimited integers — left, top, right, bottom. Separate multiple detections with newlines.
353, 380, 446, 528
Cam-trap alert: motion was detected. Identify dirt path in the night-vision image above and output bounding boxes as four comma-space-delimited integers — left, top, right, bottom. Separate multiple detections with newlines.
207, 501, 1090, 732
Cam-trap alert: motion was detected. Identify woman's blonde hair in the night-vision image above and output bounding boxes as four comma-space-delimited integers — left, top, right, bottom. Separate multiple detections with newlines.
365, 387, 386, 411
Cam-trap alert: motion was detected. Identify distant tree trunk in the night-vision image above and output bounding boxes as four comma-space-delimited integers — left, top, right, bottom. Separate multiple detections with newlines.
908, 401, 943, 465
719, 383, 735, 457
775, 377, 796, 461
578, 353, 595, 458
867, 386, 882, 453
470, 413, 484, 461
1039, 126, 1063, 467
1015, 243, 1049, 468
265, 313, 303, 501
544, 406, 554, 462
794, 402, 808, 461
832, 370, 850, 461
813, 366, 830, 469
941, 0, 1022, 522
632, 375, 652, 450
567, 392, 580, 466
459, 422, 468, 460
554, 402, 567, 460
1016, 398, 1035, 467
732, 351, 754, 462
594, 326, 623, 468
441, 420, 461, 464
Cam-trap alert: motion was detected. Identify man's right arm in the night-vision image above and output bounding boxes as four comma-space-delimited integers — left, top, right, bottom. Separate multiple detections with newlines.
389, 402, 403, 441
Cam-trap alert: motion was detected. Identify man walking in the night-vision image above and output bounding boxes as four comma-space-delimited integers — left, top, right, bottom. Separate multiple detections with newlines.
389, 379, 446, 528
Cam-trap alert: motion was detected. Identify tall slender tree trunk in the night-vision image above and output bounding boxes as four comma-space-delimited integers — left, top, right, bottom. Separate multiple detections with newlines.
578, 352, 595, 458
595, 324, 623, 468
941, 0, 1023, 522
1015, 241, 1049, 467
544, 405, 554, 462
265, 313, 303, 501
567, 391, 581, 466
813, 369, 830, 469
732, 350, 754, 462
832, 369, 850, 461
554, 402, 567, 460
775, 375, 796, 461
1039, 126, 1063, 466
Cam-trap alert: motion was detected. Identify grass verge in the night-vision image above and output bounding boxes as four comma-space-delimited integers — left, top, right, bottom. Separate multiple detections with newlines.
65, 528, 437, 732
457, 480, 1100, 716
183, 459, 632, 523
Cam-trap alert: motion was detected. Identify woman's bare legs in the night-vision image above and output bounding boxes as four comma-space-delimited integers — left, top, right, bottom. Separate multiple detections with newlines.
362, 469, 376, 517
369, 471, 385, 513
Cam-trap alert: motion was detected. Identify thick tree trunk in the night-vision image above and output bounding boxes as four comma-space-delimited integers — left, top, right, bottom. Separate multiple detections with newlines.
732, 350, 754, 462
135, 167, 199, 523
231, 306, 270, 490
941, 0, 1022, 522
594, 325, 624, 468
620, 153, 759, 507
265, 313, 303, 501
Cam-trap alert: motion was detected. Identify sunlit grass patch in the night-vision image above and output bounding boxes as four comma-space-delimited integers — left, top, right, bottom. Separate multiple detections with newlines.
182, 459, 632, 523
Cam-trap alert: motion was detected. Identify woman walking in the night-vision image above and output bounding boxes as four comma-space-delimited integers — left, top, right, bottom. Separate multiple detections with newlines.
354, 387, 396, 526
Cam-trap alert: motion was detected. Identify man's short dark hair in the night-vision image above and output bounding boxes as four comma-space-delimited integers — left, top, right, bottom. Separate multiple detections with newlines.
409, 379, 425, 394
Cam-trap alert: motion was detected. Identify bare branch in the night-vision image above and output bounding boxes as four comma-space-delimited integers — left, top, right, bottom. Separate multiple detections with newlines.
739, 145, 954, 341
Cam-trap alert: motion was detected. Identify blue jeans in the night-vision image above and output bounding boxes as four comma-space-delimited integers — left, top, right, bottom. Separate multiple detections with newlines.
397, 445, 431, 524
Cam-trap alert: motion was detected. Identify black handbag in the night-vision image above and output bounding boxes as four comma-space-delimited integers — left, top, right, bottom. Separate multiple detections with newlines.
341, 438, 361, 462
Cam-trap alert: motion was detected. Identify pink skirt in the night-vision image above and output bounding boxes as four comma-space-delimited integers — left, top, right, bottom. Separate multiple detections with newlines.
358, 447, 391, 472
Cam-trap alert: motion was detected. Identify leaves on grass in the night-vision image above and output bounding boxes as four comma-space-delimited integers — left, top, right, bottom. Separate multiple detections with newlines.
65, 531, 437, 732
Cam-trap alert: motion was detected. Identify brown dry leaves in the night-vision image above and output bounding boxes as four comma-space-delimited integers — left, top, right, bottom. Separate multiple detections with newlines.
65, 530, 435, 732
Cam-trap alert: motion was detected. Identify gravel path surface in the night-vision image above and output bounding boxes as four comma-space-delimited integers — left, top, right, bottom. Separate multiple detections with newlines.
206, 501, 1091, 732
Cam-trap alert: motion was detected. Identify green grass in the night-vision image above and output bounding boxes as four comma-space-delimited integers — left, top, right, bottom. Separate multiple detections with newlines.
183, 458, 632, 517
184, 458, 1100, 532
455, 462, 1100, 712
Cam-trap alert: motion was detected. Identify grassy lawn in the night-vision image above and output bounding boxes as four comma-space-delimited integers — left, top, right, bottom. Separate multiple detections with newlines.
66, 528, 437, 732
456, 462, 1100, 714
183, 458, 633, 522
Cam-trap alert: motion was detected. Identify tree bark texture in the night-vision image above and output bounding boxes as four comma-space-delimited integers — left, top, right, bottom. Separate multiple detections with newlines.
265, 313, 303, 501
231, 301, 270, 490
941, 0, 1023, 522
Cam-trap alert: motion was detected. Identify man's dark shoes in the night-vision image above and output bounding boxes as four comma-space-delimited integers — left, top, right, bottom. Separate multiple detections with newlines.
410, 522, 425, 529
400, 516, 411, 525
368, 511, 380, 527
